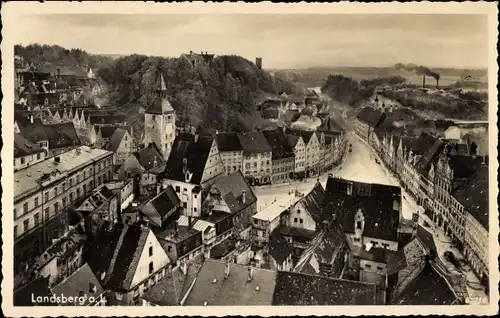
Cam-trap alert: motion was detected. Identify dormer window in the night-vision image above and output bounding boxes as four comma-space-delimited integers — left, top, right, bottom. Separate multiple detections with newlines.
347, 183, 353, 195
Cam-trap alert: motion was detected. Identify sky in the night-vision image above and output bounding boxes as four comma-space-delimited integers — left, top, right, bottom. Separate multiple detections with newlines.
14, 14, 489, 69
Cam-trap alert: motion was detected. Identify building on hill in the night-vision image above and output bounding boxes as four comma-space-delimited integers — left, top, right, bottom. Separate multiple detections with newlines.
143, 73, 176, 160
262, 129, 295, 184
452, 166, 489, 289
84, 222, 172, 306
181, 51, 215, 67
355, 107, 387, 143
162, 132, 225, 217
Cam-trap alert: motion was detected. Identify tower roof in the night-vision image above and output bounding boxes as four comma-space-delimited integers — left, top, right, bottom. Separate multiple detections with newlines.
146, 73, 175, 115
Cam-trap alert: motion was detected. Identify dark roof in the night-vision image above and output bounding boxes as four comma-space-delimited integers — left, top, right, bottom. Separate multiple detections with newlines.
51, 263, 105, 305
392, 263, 458, 305
184, 259, 277, 306
17, 119, 81, 149
106, 128, 129, 153
286, 134, 301, 148
215, 132, 242, 152
285, 128, 315, 144
262, 129, 295, 160
278, 226, 316, 241
141, 186, 181, 221
415, 139, 445, 174
163, 134, 214, 184
386, 248, 408, 275
261, 107, 280, 119
356, 107, 386, 128
14, 133, 46, 158
84, 223, 150, 291
323, 177, 401, 242
208, 171, 257, 214
99, 126, 120, 139
282, 110, 300, 124
134, 143, 165, 171
209, 236, 238, 259
452, 165, 489, 230
90, 114, 127, 125
447, 155, 485, 180
146, 94, 175, 115
237, 131, 272, 153
269, 231, 294, 264
416, 225, 437, 253
273, 271, 378, 305
141, 263, 202, 306
14, 276, 56, 306
319, 117, 344, 133
299, 182, 325, 224
411, 132, 438, 156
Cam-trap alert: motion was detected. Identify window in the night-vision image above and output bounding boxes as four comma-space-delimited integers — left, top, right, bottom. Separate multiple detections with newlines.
167, 246, 172, 252
194, 208, 197, 212
149, 246, 153, 257
183, 202, 187, 209
299, 219, 303, 224
34, 213, 40, 226
377, 266, 383, 271
69, 178, 73, 187
294, 218, 298, 223
77, 188, 81, 198
365, 264, 372, 269
297, 209, 301, 214
23, 219, 29, 232
23, 202, 28, 214
44, 208, 50, 220
83, 184, 87, 193
14, 208, 17, 219
21, 157, 25, 164
14, 225, 18, 238
54, 202, 59, 213
69, 192, 74, 202
175, 186, 180, 193
115, 292, 123, 301
149, 262, 154, 274
62, 197, 67, 207
37, 153, 41, 160
54, 188, 58, 197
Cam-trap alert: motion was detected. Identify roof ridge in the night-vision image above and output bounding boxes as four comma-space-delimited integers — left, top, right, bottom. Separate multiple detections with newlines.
123, 227, 151, 289
105, 225, 129, 285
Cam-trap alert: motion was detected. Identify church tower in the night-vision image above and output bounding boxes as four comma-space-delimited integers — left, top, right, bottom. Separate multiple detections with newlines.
143, 73, 176, 160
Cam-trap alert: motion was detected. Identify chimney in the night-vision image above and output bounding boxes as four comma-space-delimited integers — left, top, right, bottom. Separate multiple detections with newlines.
182, 158, 188, 174
247, 267, 253, 282
241, 190, 247, 204
436, 78, 439, 90
422, 75, 426, 89
57, 68, 60, 76
224, 259, 231, 279
188, 216, 192, 226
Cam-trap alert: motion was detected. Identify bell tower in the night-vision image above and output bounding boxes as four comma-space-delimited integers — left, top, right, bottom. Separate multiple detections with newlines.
143, 73, 176, 160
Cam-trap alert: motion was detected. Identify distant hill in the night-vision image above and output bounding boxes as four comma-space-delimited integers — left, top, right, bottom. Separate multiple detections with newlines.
99, 54, 301, 135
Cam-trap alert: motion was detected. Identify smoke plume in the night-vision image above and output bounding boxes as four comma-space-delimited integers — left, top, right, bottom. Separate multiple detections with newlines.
395, 63, 440, 81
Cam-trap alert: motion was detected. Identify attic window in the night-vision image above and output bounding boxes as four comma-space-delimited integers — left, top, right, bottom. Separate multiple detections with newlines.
356, 221, 362, 229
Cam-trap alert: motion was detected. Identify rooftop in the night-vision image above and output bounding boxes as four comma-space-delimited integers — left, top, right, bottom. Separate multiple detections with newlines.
14, 146, 113, 202
155, 224, 200, 244
356, 107, 386, 128
215, 132, 243, 152
253, 192, 302, 222
14, 133, 46, 158
262, 129, 295, 160
237, 131, 272, 154
207, 170, 257, 214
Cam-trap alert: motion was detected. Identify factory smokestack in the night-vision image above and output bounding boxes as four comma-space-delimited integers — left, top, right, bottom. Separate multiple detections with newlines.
422, 75, 426, 88
436, 78, 439, 90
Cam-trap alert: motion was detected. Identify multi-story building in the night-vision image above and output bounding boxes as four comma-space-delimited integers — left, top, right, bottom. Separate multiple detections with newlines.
262, 129, 295, 184
354, 107, 386, 143
433, 150, 485, 252
454, 166, 489, 289
143, 74, 176, 160
238, 132, 273, 185
215, 132, 244, 175
13, 146, 114, 275
286, 134, 306, 179
286, 129, 321, 177
14, 134, 47, 171
162, 132, 225, 217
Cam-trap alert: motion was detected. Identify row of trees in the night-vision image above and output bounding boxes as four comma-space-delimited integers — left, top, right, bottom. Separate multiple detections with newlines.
99, 54, 300, 133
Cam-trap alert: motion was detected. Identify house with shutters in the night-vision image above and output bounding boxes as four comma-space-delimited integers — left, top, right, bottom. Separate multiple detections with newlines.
84, 222, 172, 306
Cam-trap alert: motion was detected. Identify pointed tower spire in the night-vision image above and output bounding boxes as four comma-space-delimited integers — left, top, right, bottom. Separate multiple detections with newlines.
157, 73, 167, 99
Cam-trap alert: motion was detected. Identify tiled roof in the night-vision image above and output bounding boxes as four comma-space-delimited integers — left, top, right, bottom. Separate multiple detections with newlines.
285, 134, 301, 148
323, 177, 401, 242
269, 231, 294, 264
14, 133, 46, 158
163, 134, 214, 184
356, 107, 386, 128
140, 186, 180, 225
98, 126, 120, 139
209, 236, 238, 259
285, 128, 315, 144
134, 143, 166, 171
184, 259, 277, 306
386, 248, 408, 275
215, 132, 242, 152
262, 129, 295, 160
415, 139, 445, 175
14, 276, 56, 306
237, 131, 272, 153
392, 263, 458, 305
51, 263, 105, 305
106, 128, 128, 153
17, 118, 81, 149
411, 132, 438, 156
416, 225, 437, 253
146, 95, 175, 115
452, 165, 489, 230
208, 171, 257, 214
84, 223, 151, 291
141, 263, 202, 306
447, 155, 485, 180
273, 271, 378, 305
299, 182, 325, 224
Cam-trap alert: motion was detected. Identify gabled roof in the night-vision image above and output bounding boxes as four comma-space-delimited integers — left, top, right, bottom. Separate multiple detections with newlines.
237, 131, 272, 153
262, 129, 295, 160
415, 139, 445, 175
411, 132, 438, 156
84, 223, 151, 291
163, 134, 215, 184
273, 271, 378, 305
285, 134, 301, 148
14, 133, 46, 158
319, 117, 344, 133
106, 128, 129, 153
208, 170, 257, 214
452, 165, 488, 230
140, 186, 181, 223
298, 182, 326, 224
356, 107, 386, 128
134, 143, 166, 171
215, 132, 242, 152
323, 177, 401, 242
269, 231, 293, 264
146, 74, 175, 115
51, 263, 105, 305
41, 123, 81, 149
183, 259, 277, 306
261, 107, 280, 120
285, 128, 315, 144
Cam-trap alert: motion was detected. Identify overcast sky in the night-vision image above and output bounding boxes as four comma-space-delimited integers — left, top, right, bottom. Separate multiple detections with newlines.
15, 14, 488, 69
